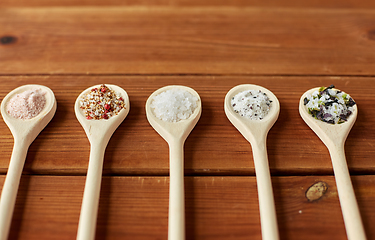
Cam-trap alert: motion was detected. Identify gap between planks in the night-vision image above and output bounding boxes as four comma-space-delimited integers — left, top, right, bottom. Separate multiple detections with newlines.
1, 73, 375, 78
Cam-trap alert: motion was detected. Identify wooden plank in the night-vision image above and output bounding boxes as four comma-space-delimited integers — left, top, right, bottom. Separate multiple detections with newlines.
0, 175, 374, 240
1, 7, 375, 75
1, 0, 375, 8
0, 76, 374, 176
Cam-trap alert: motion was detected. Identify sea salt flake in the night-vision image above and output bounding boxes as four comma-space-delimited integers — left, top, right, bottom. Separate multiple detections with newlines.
151, 88, 198, 122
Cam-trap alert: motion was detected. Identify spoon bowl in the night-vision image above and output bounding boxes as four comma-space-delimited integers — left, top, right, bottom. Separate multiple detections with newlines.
75, 84, 130, 145
1, 84, 56, 145
299, 87, 366, 240
224, 84, 280, 240
225, 84, 280, 143
146, 85, 201, 240
74, 84, 129, 240
146, 86, 202, 142
299, 87, 357, 149
0, 84, 56, 240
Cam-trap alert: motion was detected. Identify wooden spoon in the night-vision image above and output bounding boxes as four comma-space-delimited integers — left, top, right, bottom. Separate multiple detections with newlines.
299, 87, 366, 240
0, 84, 56, 240
145, 85, 201, 240
224, 84, 280, 240
74, 84, 129, 240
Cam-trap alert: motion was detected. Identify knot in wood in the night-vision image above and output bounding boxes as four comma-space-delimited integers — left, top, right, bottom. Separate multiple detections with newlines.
0, 36, 17, 45
368, 30, 375, 41
305, 181, 328, 202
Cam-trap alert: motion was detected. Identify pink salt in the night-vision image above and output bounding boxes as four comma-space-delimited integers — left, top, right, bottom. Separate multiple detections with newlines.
7, 88, 46, 119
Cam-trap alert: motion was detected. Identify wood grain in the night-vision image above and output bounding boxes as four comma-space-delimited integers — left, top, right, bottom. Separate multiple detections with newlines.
1, 0, 375, 8
0, 76, 374, 176
0, 175, 374, 240
1, 7, 375, 75
1, 2, 375, 240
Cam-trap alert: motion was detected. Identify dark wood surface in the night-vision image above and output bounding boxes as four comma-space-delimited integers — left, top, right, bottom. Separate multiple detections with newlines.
1, 1, 375, 239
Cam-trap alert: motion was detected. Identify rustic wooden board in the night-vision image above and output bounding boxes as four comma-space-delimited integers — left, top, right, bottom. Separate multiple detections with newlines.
0, 175, 374, 240
0, 76, 374, 176
1, 2, 375, 240
1, 7, 375, 75
1, 0, 375, 8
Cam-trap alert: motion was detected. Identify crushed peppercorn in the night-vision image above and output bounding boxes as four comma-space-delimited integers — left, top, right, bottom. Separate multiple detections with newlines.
79, 84, 125, 120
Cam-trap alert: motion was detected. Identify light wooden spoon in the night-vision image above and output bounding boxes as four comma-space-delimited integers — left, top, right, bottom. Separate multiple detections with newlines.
299, 87, 366, 240
145, 85, 201, 240
224, 84, 280, 240
0, 84, 56, 240
74, 84, 129, 240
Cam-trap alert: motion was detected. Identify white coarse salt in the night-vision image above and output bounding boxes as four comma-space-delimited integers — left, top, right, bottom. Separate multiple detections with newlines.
7, 88, 46, 120
231, 90, 272, 120
151, 88, 198, 122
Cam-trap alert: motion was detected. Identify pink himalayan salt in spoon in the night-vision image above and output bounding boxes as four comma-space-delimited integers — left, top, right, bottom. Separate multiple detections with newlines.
6, 88, 46, 119
0, 85, 56, 240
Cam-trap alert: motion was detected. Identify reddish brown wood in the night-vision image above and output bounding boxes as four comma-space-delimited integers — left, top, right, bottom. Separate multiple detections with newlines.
0, 175, 374, 240
1, 7, 375, 75
1, 3, 375, 239
1, 0, 375, 8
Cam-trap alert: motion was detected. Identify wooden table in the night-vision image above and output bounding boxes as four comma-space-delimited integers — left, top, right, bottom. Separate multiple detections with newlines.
1, 1, 375, 239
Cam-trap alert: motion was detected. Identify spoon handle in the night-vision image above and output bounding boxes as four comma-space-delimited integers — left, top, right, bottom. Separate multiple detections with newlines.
77, 143, 106, 240
329, 145, 366, 240
251, 140, 279, 240
168, 140, 185, 240
0, 140, 29, 240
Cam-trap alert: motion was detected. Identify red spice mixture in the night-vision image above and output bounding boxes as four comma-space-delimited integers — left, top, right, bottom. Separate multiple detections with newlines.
79, 84, 125, 120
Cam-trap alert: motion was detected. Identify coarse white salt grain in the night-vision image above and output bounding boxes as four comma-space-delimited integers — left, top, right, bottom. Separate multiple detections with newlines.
6, 88, 46, 120
231, 90, 272, 120
151, 88, 198, 122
